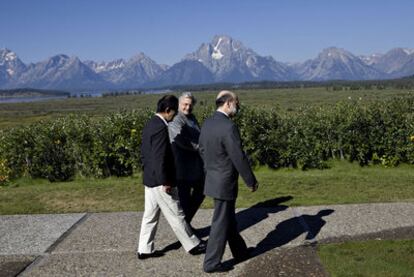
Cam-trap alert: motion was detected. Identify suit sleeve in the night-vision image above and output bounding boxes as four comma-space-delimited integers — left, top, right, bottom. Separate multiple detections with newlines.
223, 124, 257, 187
169, 116, 198, 152
198, 132, 206, 174
151, 128, 169, 185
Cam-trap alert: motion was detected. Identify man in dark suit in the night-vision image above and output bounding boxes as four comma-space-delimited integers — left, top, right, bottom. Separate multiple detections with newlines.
199, 90, 259, 273
137, 95, 206, 260
168, 92, 205, 225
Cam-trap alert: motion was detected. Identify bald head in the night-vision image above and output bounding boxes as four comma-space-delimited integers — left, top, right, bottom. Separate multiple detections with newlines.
216, 90, 236, 100
215, 90, 240, 117
215, 90, 238, 108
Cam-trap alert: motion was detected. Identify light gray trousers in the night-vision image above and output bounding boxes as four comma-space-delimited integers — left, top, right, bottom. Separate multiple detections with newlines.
138, 186, 200, 253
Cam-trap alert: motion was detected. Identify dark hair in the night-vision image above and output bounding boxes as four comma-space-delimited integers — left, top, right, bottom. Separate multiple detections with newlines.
156, 95, 178, 113
215, 94, 234, 108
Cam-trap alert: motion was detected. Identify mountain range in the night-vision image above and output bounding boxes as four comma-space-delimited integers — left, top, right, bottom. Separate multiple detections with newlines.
1, 35, 414, 91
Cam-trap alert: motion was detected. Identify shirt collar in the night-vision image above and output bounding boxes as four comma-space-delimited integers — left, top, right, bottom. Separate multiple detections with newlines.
217, 110, 229, 117
155, 113, 168, 126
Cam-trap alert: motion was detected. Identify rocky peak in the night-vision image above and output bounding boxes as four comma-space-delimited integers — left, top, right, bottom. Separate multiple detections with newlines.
0, 48, 27, 79
0, 48, 18, 63
319, 47, 355, 61
129, 52, 151, 62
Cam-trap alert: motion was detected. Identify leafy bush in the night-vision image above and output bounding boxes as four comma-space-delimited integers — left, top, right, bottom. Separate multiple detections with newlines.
0, 158, 11, 185
25, 119, 75, 181
0, 96, 413, 182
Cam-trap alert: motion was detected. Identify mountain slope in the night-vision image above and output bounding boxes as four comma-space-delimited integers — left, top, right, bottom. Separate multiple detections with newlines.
86, 53, 165, 88
0, 49, 27, 86
148, 60, 214, 87
295, 47, 384, 81
184, 35, 295, 82
2, 40, 414, 90
368, 48, 414, 77
17, 55, 110, 90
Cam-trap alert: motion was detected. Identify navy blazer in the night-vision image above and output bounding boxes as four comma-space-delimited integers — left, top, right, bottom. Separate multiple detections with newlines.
199, 111, 256, 200
141, 115, 175, 187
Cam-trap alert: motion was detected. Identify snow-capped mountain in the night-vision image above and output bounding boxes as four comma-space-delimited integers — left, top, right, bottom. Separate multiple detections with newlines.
358, 53, 383, 66
184, 35, 295, 82
1, 38, 414, 91
16, 54, 110, 90
295, 47, 384, 81
86, 53, 165, 87
0, 49, 27, 86
363, 48, 414, 77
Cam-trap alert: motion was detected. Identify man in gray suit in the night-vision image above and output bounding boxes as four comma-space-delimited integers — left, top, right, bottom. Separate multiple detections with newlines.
168, 92, 205, 225
199, 90, 259, 273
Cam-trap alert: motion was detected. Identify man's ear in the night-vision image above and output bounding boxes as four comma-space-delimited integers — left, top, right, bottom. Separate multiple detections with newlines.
165, 107, 170, 113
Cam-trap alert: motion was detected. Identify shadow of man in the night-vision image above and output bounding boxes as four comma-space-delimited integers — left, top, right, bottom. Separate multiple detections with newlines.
236, 196, 293, 233
252, 209, 335, 258
160, 196, 293, 253
196, 196, 293, 238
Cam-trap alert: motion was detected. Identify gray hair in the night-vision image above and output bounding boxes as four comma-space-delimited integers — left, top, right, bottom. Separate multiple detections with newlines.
179, 91, 197, 105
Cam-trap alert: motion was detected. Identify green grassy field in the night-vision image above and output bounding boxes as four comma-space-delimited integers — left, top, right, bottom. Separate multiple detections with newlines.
318, 240, 414, 276
1, 160, 413, 215
1, 88, 414, 273
1, 87, 413, 129
1, 86, 413, 214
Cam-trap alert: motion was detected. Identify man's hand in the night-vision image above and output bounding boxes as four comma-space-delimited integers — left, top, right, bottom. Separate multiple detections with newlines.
251, 182, 259, 192
163, 184, 173, 194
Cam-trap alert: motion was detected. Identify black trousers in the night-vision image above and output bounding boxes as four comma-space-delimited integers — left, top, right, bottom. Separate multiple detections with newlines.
177, 180, 205, 223
203, 199, 247, 271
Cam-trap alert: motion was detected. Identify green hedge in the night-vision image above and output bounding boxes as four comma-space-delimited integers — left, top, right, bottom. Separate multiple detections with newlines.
237, 98, 414, 169
1, 97, 413, 182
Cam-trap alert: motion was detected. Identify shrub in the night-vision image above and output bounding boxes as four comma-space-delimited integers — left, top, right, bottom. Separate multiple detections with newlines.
0, 96, 413, 182
0, 159, 11, 185
27, 119, 76, 182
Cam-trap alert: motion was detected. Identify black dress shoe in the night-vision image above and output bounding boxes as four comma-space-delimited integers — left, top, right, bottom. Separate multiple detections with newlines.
137, 250, 164, 260
189, 240, 207, 255
204, 263, 234, 273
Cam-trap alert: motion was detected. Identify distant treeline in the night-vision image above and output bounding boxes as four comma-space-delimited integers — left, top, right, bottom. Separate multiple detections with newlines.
2, 75, 414, 98
102, 90, 144, 97
156, 75, 414, 92
0, 88, 70, 97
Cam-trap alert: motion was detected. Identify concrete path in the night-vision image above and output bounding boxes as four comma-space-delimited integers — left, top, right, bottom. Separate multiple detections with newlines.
1, 200, 414, 276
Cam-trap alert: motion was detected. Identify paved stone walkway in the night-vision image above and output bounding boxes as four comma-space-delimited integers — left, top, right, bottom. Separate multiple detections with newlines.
1, 200, 414, 276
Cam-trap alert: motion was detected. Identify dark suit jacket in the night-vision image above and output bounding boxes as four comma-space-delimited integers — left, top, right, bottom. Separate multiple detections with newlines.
199, 111, 256, 200
141, 115, 175, 187
168, 112, 204, 182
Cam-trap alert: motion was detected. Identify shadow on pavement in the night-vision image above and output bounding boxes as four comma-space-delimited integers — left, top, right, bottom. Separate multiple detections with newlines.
247, 209, 335, 261
196, 196, 293, 238
237, 196, 293, 233
160, 196, 292, 254
161, 196, 335, 267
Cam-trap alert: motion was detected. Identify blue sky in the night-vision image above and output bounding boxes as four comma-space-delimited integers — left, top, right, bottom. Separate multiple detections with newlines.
1, 0, 413, 65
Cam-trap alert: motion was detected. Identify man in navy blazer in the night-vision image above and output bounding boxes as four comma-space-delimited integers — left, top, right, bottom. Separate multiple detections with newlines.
199, 90, 259, 273
137, 95, 206, 260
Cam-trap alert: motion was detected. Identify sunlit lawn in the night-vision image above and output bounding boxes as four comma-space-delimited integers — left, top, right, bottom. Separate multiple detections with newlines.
1, 160, 413, 215
318, 239, 414, 277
